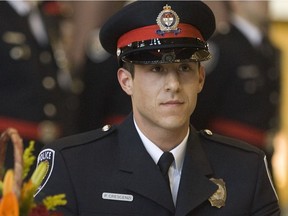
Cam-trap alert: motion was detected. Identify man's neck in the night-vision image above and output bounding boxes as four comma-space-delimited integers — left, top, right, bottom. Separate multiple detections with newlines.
134, 118, 189, 151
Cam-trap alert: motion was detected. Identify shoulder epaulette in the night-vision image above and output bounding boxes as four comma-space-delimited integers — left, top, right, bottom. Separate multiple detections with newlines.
47, 124, 116, 151
199, 129, 262, 154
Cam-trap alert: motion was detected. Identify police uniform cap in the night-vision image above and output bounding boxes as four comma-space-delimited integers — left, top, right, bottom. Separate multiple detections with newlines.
100, 1, 216, 65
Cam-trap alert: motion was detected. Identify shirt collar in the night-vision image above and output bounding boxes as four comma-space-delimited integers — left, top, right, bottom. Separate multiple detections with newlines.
232, 14, 263, 47
134, 119, 188, 173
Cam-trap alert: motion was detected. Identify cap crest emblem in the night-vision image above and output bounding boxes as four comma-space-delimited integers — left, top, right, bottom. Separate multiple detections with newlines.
156, 4, 180, 36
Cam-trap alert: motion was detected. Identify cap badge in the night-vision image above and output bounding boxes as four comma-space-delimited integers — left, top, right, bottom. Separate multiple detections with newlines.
209, 178, 227, 208
156, 4, 180, 36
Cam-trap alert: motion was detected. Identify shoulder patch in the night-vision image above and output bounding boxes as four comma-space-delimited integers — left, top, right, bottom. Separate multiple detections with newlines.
34, 148, 55, 196
48, 125, 117, 151
199, 129, 262, 154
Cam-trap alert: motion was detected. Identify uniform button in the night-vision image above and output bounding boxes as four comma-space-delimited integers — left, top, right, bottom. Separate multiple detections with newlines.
43, 103, 57, 117
3, 31, 25, 44
42, 76, 56, 90
10, 45, 31, 60
204, 129, 213, 136
102, 124, 111, 132
39, 51, 52, 64
38, 120, 60, 143
54, 49, 68, 69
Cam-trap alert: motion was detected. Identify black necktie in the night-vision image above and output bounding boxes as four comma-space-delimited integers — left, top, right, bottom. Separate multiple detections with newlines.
157, 152, 174, 188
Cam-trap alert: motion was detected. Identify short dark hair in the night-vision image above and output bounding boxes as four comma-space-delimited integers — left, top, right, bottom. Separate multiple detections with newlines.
122, 62, 135, 78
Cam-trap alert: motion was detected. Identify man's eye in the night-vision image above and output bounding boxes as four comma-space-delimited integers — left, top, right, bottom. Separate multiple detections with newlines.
179, 64, 192, 72
151, 65, 163, 72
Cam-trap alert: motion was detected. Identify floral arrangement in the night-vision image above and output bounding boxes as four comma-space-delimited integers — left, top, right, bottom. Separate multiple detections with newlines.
0, 128, 66, 216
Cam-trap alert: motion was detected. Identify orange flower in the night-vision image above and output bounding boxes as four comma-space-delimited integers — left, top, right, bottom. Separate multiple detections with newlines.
2, 170, 14, 195
20, 180, 35, 201
19, 180, 36, 215
0, 192, 19, 216
0, 170, 19, 216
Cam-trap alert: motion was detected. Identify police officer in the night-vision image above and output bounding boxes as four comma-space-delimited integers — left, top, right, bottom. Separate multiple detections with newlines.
0, 1, 76, 174
75, 1, 131, 131
191, 1, 281, 172
78, 54, 131, 131
35, 1, 280, 215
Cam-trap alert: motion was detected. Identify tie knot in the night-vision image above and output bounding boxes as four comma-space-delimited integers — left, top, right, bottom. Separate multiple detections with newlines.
157, 152, 174, 176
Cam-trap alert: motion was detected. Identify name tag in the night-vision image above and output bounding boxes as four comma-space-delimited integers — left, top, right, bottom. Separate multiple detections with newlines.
102, 192, 133, 202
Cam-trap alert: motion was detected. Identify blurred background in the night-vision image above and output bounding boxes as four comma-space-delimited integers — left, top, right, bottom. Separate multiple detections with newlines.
0, 0, 287, 214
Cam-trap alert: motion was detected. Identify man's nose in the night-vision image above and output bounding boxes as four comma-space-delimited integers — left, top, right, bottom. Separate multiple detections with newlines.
164, 71, 180, 92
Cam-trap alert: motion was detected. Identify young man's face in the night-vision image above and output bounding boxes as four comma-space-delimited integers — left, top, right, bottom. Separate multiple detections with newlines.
118, 62, 205, 132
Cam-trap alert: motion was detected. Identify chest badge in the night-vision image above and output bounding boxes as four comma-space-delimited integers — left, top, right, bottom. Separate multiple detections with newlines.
209, 178, 227, 208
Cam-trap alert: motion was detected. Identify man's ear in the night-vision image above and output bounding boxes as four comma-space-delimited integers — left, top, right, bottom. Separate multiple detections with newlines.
198, 65, 205, 93
117, 68, 133, 96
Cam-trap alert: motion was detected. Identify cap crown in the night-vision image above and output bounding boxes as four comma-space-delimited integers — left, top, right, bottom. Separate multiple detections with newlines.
100, 1, 216, 64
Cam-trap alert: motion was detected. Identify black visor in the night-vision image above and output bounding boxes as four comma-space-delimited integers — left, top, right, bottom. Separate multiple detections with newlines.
121, 48, 211, 65
118, 38, 211, 65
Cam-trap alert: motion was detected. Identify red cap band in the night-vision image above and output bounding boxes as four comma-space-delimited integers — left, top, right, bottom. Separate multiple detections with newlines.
117, 23, 204, 49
